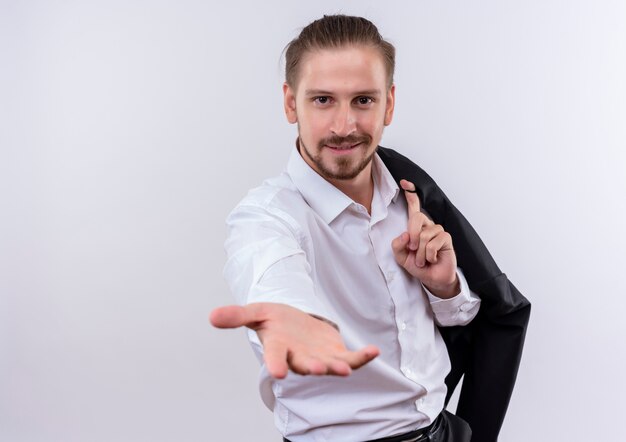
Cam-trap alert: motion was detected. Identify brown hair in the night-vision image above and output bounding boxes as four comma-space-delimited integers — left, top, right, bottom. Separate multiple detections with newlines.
284, 15, 395, 90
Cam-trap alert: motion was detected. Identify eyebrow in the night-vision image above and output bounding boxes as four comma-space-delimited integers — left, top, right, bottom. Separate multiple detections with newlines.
304, 89, 382, 97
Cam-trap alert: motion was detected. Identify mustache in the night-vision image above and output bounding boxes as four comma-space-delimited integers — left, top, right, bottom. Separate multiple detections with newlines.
318, 134, 372, 148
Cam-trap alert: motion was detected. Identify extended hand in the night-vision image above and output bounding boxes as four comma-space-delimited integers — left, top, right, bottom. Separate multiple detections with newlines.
391, 179, 460, 298
210, 303, 380, 379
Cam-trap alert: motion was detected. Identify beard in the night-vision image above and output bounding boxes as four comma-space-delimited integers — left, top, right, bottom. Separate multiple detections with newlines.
298, 132, 376, 181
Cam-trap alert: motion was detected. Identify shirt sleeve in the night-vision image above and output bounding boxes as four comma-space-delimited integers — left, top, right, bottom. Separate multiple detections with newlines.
423, 267, 481, 327
223, 203, 338, 325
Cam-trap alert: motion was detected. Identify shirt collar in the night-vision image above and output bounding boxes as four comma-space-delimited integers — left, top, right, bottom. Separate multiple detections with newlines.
286, 143, 400, 224
287, 146, 353, 224
372, 152, 401, 207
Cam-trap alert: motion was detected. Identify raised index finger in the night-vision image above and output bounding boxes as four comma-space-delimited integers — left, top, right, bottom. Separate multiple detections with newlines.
400, 179, 421, 214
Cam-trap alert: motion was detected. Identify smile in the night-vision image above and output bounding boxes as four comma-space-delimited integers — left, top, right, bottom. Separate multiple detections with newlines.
325, 142, 362, 153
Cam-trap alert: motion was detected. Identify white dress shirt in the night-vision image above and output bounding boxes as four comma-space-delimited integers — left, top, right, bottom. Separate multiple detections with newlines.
223, 147, 481, 441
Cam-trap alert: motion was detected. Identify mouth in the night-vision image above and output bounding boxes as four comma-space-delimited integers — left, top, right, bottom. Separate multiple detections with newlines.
325, 142, 362, 153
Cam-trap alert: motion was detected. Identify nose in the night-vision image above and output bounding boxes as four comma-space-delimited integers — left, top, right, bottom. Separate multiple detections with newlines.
330, 103, 356, 137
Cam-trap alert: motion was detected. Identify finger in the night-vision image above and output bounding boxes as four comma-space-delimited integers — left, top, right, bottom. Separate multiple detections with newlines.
391, 232, 410, 265
407, 212, 426, 251
209, 304, 262, 329
327, 359, 352, 376
340, 345, 380, 369
425, 231, 453, 264
306, 358, 328, 376
415, 225, 444, 267
287, 352, 327, 376
264, 339, 289, 379
400, 179, 421, 214
308, 354, 355, 376
407, 214, 435, 252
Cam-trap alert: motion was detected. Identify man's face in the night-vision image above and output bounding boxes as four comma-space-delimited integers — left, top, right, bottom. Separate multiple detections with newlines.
283, 45, 395, 182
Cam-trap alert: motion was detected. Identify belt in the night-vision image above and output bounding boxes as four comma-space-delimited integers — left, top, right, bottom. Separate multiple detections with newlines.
368, 413, 443, 442
282, 413, 443, 442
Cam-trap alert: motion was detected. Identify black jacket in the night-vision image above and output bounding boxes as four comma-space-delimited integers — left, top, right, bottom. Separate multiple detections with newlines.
378, 146, 531, 442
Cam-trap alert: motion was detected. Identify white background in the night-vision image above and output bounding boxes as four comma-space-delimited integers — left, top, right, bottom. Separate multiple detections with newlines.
2, 1, 625, 441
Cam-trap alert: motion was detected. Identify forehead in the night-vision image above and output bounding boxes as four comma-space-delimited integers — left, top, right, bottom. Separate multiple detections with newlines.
296, 46, 387, 95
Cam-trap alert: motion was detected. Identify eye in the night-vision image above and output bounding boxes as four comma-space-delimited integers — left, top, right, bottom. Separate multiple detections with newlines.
356, 96, 374, 105
314, 96, 331, 105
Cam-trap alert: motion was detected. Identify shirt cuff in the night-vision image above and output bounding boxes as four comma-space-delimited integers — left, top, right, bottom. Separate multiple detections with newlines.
423, 267, 481, 326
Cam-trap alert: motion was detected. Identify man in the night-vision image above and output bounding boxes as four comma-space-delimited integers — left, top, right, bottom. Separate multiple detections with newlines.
211, 15, 529, 442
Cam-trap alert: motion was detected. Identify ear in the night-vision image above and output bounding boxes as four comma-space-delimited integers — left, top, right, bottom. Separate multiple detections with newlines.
384, 84, 395, 126
283, 82, 298, 124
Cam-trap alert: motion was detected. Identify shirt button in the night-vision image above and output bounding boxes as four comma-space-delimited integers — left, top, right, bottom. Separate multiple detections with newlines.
400, 322, 407, 331
386, 270, 395, 282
